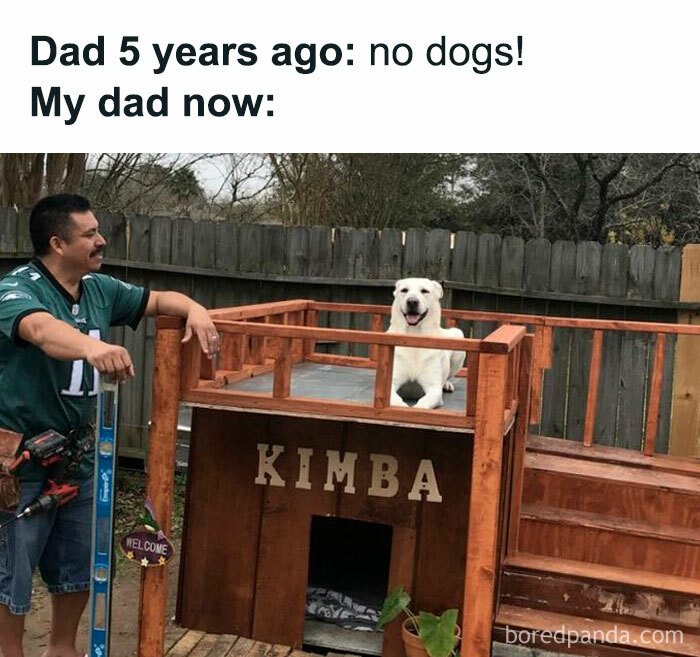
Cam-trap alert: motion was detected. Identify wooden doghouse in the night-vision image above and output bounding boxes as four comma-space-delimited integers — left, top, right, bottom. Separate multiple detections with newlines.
137, 300, 535, 657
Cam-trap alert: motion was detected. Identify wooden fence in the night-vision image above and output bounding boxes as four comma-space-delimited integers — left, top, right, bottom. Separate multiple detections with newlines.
1, 207, 698, 459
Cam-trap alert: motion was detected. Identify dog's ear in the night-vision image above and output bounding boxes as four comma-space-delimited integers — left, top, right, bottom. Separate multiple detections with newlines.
432, 280, 444, 299
393, 279, 405, 298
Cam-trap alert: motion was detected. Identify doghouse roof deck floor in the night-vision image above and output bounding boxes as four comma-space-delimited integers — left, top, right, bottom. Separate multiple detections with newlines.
227, 362, 468, 411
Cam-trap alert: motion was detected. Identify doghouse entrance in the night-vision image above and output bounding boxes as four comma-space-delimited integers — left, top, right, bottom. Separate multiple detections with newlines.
304, 516, 392, 655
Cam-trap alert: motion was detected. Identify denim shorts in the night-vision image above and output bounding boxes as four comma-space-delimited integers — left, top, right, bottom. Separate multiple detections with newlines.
0, 477, 93, 614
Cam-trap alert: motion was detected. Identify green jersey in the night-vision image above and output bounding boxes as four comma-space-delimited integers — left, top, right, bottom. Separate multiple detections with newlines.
0, 258, 149, 481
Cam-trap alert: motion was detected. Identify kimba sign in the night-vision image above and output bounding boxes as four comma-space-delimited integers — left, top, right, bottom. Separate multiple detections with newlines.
254, 443, 443, 503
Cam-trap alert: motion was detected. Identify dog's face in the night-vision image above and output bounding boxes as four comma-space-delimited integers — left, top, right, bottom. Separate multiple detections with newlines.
392, 278, 443, 328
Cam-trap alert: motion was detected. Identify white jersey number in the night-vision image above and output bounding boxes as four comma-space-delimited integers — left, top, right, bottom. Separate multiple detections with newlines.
61, 329, 101, 397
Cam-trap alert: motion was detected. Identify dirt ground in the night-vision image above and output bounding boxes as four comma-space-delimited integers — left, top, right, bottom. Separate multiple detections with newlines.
24, 470, 187, 657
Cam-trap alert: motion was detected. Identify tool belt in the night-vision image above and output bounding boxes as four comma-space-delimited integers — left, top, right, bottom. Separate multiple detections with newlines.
0, 428, 22, 512
0, 425, 94, 512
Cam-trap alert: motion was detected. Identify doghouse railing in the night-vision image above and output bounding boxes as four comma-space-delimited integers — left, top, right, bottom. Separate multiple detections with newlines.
175, 299, 529, 432
275, 300, 700, 455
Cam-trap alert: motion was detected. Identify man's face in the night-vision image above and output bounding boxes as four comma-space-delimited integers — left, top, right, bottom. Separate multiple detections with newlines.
56, 211, 107, 273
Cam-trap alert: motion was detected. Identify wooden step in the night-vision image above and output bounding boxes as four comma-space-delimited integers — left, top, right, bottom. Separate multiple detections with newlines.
519, 504, 700, 578
494, 604, 700, 656
505, 553, 700, 597
525, 452, 700, 496
502, 554, 700, 631
528, 435, 700, 478
524, 452, 700, 529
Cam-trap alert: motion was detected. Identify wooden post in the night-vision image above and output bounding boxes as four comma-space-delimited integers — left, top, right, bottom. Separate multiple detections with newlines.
529, 325, 545, 424
373, 345, 394, 408
138, 318, 182, 657
180, 331, 201, 392
506, 334, 534, 557
273, 338, 293, 399
220, 333, 245, 371
466, 352, 479, 418
462, 349, 509, 657
670, 244, 700, 457
583, 329, 604, 447
645, 332, 667, 456
369, 313, 384, 362
303, 309, 318, 358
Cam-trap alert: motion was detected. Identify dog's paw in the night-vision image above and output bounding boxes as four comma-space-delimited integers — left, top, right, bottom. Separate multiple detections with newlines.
414, 397, 442, 409
443, 380, 455, 393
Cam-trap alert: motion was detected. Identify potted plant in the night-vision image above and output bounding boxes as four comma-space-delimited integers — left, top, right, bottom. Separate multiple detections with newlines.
376, 586, 460, 657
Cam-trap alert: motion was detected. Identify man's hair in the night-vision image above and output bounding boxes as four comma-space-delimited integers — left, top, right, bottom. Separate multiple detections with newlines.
29, 194, 92, 256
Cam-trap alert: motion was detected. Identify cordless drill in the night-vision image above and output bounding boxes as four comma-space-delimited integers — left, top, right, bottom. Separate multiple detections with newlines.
4, 430, 81, 523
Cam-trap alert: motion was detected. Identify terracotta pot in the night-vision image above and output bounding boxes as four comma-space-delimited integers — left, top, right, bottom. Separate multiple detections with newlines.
401, 618, 461, 657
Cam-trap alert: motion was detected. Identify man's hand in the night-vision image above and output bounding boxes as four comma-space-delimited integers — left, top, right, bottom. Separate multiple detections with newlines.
84, 340, 135, 381
182, 304, 220, 358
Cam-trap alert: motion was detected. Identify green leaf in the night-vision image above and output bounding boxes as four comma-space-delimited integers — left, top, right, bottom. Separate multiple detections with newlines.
136, 514, 160, 532
376, 586, 411, 631
418, 609, 458, 657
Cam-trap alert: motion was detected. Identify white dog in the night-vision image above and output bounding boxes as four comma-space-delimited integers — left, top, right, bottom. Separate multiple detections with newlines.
387, 278, 466, 409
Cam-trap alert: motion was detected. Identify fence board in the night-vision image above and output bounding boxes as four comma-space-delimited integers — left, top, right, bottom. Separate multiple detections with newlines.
261, 225, 287, 275
307, 226, 333, 348
451, 231, 477, 284
524, 238, 551, 292
149, 217, 173, 264
238, 224, 263, 273
628, 245, 656, 300
654, 246, 681, 301
0, 208, 18, 255
652, 248, 680, 453
617, 251, 658, 450
215, 223, 239, 272
601, 243, 629, 298
540, 241, 572, 438
403, 229, 427, 277
172, 219, 195, 268
576, 241, 602, 295
472, 233, 501, 338
118, 268, 149, 452
549, 241, 577, 294
351, 229, 380, 355
618, 307, 650, 450
286, 226, 310, 276
193, 221, 217, 270
425, 229, 451, 281
16, 209, 32, 255
379, 228, 403, 280
100, 213, 127, 260
499, 237, 524, 291
129, 215, 151, 261
496, 237, 525, 329
330, 228, 357, 355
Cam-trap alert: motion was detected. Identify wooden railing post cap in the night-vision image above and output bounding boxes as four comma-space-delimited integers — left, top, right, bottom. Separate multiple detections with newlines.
156, 315, 185, 330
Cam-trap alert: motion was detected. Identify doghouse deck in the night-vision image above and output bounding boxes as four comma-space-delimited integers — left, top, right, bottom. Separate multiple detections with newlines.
226, 361, 470, 417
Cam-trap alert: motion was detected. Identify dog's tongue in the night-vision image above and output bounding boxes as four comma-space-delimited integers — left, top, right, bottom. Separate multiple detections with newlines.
406, 314, 422, 326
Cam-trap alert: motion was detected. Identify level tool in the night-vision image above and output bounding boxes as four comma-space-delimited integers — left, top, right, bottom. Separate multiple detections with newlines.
89, 380, 119, 657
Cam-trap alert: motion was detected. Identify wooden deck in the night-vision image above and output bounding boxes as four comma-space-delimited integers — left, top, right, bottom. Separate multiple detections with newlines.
164, 629, 330, 657
164, 628, 581, 657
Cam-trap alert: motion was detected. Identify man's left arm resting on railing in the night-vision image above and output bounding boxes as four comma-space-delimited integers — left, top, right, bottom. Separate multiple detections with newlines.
145, 291, 220, 357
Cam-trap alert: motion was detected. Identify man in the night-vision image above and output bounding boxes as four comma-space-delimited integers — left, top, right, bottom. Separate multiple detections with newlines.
0, 194, 220, 657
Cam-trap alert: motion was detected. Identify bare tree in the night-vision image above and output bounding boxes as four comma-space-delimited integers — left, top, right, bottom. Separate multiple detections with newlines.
0, 153, 86, 207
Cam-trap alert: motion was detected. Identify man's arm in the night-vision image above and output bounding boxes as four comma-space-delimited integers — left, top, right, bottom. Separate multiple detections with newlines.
145, 291, 219, 357
18, 312, 135, 380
